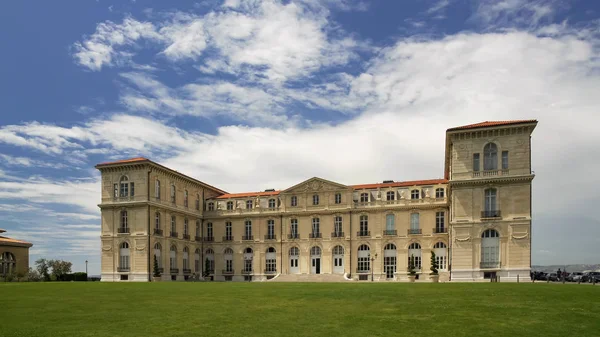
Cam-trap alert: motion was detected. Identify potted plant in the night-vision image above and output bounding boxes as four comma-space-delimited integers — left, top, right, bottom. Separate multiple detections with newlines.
152, 254, 161, 282
430, 251, 439, 283
407, 254, 416, 282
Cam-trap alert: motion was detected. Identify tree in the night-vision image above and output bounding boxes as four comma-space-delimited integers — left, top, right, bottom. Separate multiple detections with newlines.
407, 254, 416, 275
48, 259, 72, 281
430, 251, 439, 275
153, 254, 161, 278
28, 267, 42, 282
203, 257, 211, 278
35, 258, 51, 281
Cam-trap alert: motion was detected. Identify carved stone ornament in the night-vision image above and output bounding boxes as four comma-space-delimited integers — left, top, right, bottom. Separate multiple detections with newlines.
455, 236, 471, 242
306, 181, 322, 191
102, 246, 112, 251
511, 233, 529, 239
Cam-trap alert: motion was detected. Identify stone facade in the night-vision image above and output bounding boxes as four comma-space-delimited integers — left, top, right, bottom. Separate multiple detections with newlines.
0, 229, 33, 277
96, 120, 537, 282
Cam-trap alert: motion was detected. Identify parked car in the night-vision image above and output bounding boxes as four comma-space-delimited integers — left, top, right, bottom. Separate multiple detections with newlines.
587, 272, 600, 283
568, 272, 584, 282
548, 273, 559, 281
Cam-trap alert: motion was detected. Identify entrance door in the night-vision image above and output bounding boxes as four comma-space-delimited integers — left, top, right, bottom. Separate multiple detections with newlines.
289, 247, 299, 274
332, 245, 344, 274
312, 258, 321, 274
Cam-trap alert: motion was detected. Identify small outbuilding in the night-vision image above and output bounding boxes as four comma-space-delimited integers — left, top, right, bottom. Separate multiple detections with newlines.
0, 229, 33, 277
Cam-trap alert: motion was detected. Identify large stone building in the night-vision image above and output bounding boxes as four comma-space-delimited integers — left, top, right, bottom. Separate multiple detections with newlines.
0, 229, 33, 278
96, 120, 537, 282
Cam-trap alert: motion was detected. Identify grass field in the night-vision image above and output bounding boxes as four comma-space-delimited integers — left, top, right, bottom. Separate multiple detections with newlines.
1, 282, 599, 337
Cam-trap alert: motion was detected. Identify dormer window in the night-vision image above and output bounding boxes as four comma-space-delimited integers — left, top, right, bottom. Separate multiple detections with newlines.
268, 199, 276, 208
360, 193, 369, 202
386, 191, 395, 201
246, 200, 253, 209
208, 202, 214, 211
411, 189, 420, 199
227, 201, 234, 210
435, 188, 445, 198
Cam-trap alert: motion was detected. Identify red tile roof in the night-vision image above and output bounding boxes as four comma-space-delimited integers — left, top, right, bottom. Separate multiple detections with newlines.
95, 157, 149, 166
216, 191, 281, 199
350, 179, 448, 190
447, 120, 537, 131
0, 236, 33, 247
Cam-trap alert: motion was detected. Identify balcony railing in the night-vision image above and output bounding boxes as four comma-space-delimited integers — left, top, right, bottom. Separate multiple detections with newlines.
288, 233, 299, 240
195, 236, 202, 241
154, 228, 163, 235
264, 234, 277, 240
170, 268, 179, 274
203, 236, 214, 242
331, 231, 344, 238
356, 268, 370, 273
357, 231, 370, 237
242, 235, 254, 241
264, 269, 277, 274
183, 269, 191, 274
408, 229, 422, 235
223, 236, 233, 242
473, 169, 510, 178
117, 267, 130, 272
481, 210, 501, 218
433, 227, 448, 234
170, 232, 178, 238
182, 234, 190, 240
309, 232, 322, 239
383, 230, 397, 236
222, 269, 234, 275
480, 262, 500, 269
118, 227, 129, 234
241, 269, 253, 275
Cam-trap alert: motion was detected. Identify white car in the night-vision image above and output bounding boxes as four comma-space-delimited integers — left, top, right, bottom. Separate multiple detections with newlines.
569, 272, 583, 282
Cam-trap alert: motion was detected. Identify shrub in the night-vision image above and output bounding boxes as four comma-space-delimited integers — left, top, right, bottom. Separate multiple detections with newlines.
430, 251, 439, 275
407, 255, 416, 275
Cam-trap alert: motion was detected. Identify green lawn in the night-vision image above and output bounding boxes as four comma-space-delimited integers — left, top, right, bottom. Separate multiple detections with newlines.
0, 282, 599, 337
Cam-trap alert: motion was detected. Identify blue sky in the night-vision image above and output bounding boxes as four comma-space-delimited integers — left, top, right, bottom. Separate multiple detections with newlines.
1, 0, 599, 275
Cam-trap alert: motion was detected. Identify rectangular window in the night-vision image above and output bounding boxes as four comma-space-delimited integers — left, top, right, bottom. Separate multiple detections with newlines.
410, 213, 420, 230
170, 185, 176, 203
114, 184, 118, 198
312, 218, 320, 235
335, 193, 342, 204
184, 219, 189, 235
267, 220, 275, 236
184, 190, 188, 207
435, 188, 444, 198
155, 213, 160, 229
171, 216, 176, 234
226, 222, 232, 238
246, 200, 253, 209
291, 196, 297, 207
360, 193, 369, 202
502, 151, 509, 169
334, 216, 342, 234
226, 259, 233, 272
473, 153, 480, 172
196, 199, 200, 210
386, 191, 395, 201
120, 183, 128, 197
207, 223, 213, 238
436, 212, 445, 231
266, 259, 276, 272
290, 219, 298, 236
386, 214, 395, 231
130, 182, 134, 197
155, 180, 160, 200
245, 220, 252, 237
312, 195, 319, 205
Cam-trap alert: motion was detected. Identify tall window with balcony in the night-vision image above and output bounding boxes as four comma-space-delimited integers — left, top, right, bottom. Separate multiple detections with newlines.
195, 195, 200, 210
225, 221, 232, 241
473, 153, 480, 172
483, 143, 498, 170
333, 216, 342, 237
246, 200, 253, 209
484, 188, 498, 218
266, 220, 275, 239
502, 151, 509, 170
435, 212, 445, 233
312, 194, 319, 205
357, 245, 370, 272
291, 196, 298, 206
335, 193, 342, 204
154, 243, 162, 270
408, 243, 422, 270
410, 213, 420, 234
206, 222, 213, 241
170, 184, 176, 203
154, 212, 161, 235
265, 247, 277, 274
244, 220, 252, 240
170, 216, 177, 237
184, 190, 188, 207
384, 243, 397, 279
385, 214, 395, 235
290, 219, 298, 239
195, 221, 200, 240
183, 247, 190, 272
155, 179, 160, 200
205, 249, 214, 273
481, 229, 500, 268
435, 188, 444, 199
268, 199, 276, 209
386, 191, 395, 201
243, 248, 253, 273
170, 245, 177, 273
359, 215, 369, 236
227, 201, 234, 210
183, 219, 189, 239
311, 218, 320, 238
194, 249, 200, 273
224, 248, 233, 273
360, 193, 369, 203
433, 242, 448, 270
119, 210, 128, 233
411, 189, 420, 199
119, 242, 130, 271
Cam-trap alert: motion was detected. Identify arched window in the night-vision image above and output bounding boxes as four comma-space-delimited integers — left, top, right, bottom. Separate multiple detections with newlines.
433, 242, 447, 270
484, 143, 498, 170
183, 247, 189, 271
119, 242, 130, 271
384, 243, 397, 278
265, 247, 277, 273
155, 179, 160, 200
0, 252, 16, 276
310, 246, 321, 256
333, 245, 344, 255
268, 199, 276, 209
170, 245, 177, 270
386, 191, 395, 201
359, 215, 368, 236
481, 229, 500, 268
411, 189, 420, 199
205, 249, 214, 274
154, 243, 162, 269
289, 247, 299, 256
120, 210, 128, 232
435, 188, 444, 198
312, 194, 319, 205
408, 243, 422, 270
360, 193, 369, 202
357, 244, 370, 272
194, 248, 201, 272
224, 248, 233, 273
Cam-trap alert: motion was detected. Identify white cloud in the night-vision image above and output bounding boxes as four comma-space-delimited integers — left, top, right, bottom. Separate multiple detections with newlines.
471, 0, 564, 29
427, 0, 450, 14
